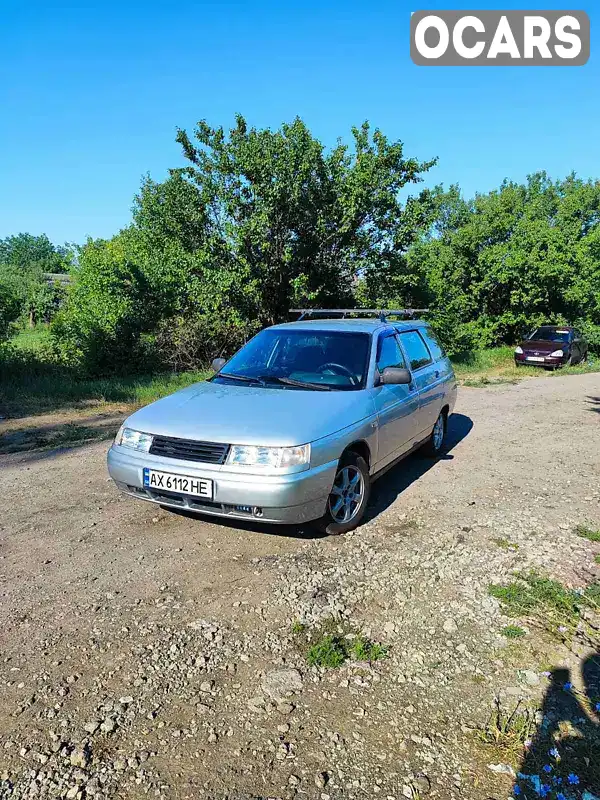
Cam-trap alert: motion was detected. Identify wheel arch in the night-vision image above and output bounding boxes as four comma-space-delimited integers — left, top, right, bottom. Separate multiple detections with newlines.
341, 439, 372, 469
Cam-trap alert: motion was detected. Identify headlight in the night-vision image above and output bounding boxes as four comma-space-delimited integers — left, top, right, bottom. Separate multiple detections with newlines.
115, 426, 153, 452
227, 443, 310, 469
549, 349, 564, 357
514, 346, 523, 354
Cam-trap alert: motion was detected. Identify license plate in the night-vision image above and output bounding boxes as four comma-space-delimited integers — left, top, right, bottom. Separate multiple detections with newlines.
526, 356, 545, 362
143, 468, 213, 499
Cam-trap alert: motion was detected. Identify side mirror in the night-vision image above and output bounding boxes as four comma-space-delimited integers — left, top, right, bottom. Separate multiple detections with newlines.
211, 357, 226, 373
380, 367, 412, 385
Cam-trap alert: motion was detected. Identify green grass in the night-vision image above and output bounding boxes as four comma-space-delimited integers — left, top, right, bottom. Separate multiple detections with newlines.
489, 571, 600, 643
451, 345, 599, 386
575, 524, 600, 543
501, 625, 526, 639
492, 537, 520, 551
595, 555, 600, 565
294, 619, 388, 669
306, 634, 348, 668
0, 367, 209, 418
1, 328, 209, 417
477, 697, 538, 758
290, 620, 306, 635
11, 325, 53, 355
306, 633, 388, 668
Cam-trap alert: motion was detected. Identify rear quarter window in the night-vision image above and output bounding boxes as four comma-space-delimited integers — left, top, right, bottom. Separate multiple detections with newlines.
422, 327, 446, 361
398, 330, 432, 371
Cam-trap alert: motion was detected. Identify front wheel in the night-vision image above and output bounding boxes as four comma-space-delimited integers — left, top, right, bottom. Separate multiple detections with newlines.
313, 452, 370, 535
420, 410, 447, 457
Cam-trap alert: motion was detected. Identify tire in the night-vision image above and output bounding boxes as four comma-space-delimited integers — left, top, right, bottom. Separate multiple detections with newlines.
313, 452, 370, 535
420, 410, 447, 457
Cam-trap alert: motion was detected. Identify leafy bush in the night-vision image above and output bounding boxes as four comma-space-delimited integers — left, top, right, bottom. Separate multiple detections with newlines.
51, 234, 160, 376
0, 281, 21, 340
153, 312, 258, 372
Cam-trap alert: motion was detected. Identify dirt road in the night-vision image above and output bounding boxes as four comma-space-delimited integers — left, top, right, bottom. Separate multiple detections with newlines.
1, 374, 599, 799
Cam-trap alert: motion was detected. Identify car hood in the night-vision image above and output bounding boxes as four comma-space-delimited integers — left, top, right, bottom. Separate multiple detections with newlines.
522, 339, 567, 353
125, 381, 375, 446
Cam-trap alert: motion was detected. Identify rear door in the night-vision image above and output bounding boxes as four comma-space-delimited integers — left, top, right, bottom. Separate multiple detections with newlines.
397, 329, 438, 436
371, 331, 419, 468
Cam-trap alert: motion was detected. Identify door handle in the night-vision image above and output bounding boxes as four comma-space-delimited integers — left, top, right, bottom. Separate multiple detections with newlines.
435, 370, 440, 379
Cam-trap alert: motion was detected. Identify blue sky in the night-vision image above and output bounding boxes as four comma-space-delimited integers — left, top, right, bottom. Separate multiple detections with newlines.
0, 0, 597, 245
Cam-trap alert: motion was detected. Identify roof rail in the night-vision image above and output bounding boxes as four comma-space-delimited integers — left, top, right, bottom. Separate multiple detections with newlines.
289, 308, 430, 322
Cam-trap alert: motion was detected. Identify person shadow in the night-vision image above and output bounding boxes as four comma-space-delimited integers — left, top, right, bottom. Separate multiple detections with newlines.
514, 652, 600, 798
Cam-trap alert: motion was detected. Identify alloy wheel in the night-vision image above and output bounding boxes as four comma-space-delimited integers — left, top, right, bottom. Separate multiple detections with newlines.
432, 413, 445, 451
328, 465, 364, 524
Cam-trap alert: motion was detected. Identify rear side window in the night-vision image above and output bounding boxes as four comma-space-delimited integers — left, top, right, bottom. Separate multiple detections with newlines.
376, 334, 406, 371
422, 327, 446, 361
399, 330, 432, 371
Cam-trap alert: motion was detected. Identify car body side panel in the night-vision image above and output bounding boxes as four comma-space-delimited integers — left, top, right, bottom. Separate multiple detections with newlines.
369, 384, 420, 469
416, 356, 457, 432
309, 402, 379, 473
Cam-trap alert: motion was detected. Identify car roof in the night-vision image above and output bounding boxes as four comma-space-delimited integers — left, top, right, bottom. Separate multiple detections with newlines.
269, 318, 430, 334
535, 324, 573, 330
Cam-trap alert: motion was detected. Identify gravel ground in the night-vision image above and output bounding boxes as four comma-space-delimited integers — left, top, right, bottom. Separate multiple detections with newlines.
1, 373, 599, 800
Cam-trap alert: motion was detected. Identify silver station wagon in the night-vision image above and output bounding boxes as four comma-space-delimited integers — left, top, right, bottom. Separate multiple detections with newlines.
107, 310, 457, 534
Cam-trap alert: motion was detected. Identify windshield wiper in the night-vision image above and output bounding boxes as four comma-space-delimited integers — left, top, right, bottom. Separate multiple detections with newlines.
217, 372, 265, 385
256, 375, 331, 391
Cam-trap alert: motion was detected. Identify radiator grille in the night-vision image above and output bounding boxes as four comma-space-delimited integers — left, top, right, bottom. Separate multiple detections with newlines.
149, 435, 229, 465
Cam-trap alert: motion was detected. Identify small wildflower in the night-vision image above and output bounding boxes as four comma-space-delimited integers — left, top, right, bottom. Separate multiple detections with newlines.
558, 625, 568, 633
556, 794, 566, 800
568, 773, 580, 785
595, 702, 600, 712
542, 764, 552, 773
513, 787, 521, 797
524, 739, 532, 749
540, 785, 551, 798
563, 681, 572, 690
549, 747, 560, 759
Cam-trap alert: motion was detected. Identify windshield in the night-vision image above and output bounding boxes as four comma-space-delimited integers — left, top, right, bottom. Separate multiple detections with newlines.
213, 329, 371, 390
528, 327, 571, 343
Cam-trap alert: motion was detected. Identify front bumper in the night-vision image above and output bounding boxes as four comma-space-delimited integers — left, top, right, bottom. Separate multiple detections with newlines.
106, 445, 337, 524
515, 354, 568, 368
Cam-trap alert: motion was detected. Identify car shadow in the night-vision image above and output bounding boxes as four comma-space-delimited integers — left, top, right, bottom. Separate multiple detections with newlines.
513, 651, 600, 798
0, 415, 122, 463
586, 396, 600, 415
165, 412, 474, 540
364, 412, 473, 522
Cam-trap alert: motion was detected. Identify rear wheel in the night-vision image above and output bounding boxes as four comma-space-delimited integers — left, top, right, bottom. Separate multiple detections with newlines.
420, 410, 447, 457
313, 452, 370, 535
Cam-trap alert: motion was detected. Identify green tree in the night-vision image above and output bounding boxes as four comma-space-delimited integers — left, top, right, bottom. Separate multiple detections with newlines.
174, 115, 436, 325
0, 233, 72, 274
394, 173, 600, 353
0, 233, 73, 327
0, 281, 21, 340
53, 116, 436, 374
